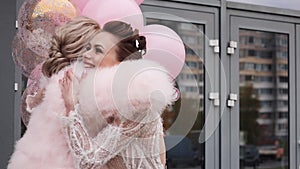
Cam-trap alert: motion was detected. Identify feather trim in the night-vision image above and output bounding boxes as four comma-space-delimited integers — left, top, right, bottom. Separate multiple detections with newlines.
78, 59, 175, 117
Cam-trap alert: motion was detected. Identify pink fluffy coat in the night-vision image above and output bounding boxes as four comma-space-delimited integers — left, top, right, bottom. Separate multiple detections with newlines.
8, 59, 174, 169
7, 62, 87, 169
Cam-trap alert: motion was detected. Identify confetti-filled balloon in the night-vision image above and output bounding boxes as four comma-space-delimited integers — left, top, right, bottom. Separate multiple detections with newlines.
18, 0, 78, 43
12, 34, 47, 77
15, 0, 78, 76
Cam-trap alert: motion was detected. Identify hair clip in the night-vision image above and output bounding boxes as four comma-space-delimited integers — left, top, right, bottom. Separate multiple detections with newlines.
135, 39, 140, 49
138, 49, 146, 55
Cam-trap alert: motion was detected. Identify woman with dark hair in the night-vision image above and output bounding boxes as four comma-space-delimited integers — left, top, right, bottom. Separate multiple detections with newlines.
59, 21, 174, 168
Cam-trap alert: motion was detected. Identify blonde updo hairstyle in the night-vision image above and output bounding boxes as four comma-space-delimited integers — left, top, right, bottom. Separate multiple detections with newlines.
42, 16, 100, 77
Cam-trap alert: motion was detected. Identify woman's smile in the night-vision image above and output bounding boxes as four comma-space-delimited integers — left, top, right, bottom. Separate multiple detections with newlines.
83, 61, 95, 68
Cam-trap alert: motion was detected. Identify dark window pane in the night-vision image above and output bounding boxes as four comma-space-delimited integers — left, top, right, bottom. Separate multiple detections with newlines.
239, 29, 289, 169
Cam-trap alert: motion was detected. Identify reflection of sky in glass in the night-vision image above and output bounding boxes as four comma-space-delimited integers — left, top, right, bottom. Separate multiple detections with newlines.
228, 0, 300, 11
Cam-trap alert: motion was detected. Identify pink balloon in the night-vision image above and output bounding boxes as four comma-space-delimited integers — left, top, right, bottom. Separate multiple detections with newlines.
70, 0, 90, 12
141, 25, 186, 79
82, 0, 144, 29
135, 0, 144, 5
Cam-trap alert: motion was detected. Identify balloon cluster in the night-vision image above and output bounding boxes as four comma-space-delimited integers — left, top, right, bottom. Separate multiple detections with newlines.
13, 0, 186, 125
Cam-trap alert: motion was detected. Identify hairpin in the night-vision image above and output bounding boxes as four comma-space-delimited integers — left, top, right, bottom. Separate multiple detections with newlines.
135, 39, 140, 49
138, 49, 146, 55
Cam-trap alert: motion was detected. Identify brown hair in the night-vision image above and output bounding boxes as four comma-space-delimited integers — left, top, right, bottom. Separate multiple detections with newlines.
42, 16, 100, 77
102, 21, 146, 61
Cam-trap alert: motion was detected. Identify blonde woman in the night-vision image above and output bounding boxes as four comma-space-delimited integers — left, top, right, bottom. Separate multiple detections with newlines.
7, 16, 108, 169
59, 21, 173, 169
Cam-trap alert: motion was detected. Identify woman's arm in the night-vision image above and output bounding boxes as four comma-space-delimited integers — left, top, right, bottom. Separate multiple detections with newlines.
59, 68, 167, 169
60, 106, 146, 169
59, 70, 145, 168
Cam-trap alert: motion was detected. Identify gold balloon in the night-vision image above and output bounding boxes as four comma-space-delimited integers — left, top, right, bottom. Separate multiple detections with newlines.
18, 0, 78, 33
32, 0, 77, 21
15, 0, 78, 76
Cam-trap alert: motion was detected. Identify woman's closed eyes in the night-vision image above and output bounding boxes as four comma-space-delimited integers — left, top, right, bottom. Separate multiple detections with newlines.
85, 44, 91, 52
95, 47, 103, 54
85, 43, 104, 55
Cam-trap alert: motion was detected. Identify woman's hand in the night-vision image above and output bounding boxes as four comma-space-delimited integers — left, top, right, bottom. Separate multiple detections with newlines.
59, 69, 80, 116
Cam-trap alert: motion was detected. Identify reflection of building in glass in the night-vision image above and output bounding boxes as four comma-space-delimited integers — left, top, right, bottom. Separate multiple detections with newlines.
146, 19, 204, 131
176, 23, 204, 104
176, 23, 204, 132
239, 30, 288, 139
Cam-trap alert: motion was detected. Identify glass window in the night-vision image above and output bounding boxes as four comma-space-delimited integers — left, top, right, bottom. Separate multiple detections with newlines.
257, 88, 273, 94
239, 29, 289, 169
279, 89, 288, 94
254, 76, 274, 82
248, 36, 254, 43
260, 64, 271, 71
277, 64, 288, 71
244, 63, 255, 70
279, 76, 288, 83
248, 50, 256, 56
279, 112, 288, 118
260, 112, 273, 119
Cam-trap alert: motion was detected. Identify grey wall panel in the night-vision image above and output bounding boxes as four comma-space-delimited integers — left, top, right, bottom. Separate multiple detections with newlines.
296, 24, 300, 169
0, 0, 16, 168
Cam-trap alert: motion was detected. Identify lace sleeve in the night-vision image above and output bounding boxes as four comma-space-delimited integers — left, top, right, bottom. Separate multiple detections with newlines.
60, 105, 145, 169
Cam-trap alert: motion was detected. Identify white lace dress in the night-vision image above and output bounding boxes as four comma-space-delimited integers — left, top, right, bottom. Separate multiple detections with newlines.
60, 60, 175, 169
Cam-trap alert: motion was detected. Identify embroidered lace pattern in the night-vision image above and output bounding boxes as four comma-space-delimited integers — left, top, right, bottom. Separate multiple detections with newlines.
61, 105, 165, 169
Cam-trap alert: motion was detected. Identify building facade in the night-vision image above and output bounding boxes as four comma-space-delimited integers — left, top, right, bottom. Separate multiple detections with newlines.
1, 0, 300, 169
